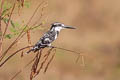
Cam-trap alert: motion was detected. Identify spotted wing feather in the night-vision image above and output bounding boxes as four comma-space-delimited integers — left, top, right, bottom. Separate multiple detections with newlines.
26, 31, 58, 53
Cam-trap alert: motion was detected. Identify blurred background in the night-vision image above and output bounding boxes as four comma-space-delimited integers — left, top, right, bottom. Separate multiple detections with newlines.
1, 0, 120, 80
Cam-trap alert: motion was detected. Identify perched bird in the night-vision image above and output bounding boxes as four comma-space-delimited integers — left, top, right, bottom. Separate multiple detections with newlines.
26, 22, 75, 54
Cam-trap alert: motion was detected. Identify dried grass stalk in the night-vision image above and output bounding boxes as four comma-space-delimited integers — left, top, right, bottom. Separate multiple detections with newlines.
30, 49, 42, 80
44, 49, 56, 73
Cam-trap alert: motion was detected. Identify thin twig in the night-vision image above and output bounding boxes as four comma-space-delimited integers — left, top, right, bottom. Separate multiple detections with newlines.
26, 30, 31, 47
0, 1, 17, 61
10, 70, 22, 80
44, 49, 56, 73
44, 48, 54, 57
30, 50, 42, 80
0, 45, 83, 79
81, 55, 85, 67
0, 0, 5, 56
33, 48, 54, 78
27, 1, 47, 48
10, 57, 36, 80
13, 22, 43, 45
32, 1, 48, 26
52, 46, 83, 63
3, 0, 16, 36
76, 54, 80, 63
0, 1, 45, 62
0, 46, 33, 67
52, 46, 83, 55
0, 45, 83, 67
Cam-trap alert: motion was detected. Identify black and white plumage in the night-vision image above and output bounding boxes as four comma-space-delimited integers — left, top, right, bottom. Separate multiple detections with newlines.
26, 22, 75, 54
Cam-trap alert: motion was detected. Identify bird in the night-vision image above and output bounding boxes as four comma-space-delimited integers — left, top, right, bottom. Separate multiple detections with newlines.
26, 22, 75, 54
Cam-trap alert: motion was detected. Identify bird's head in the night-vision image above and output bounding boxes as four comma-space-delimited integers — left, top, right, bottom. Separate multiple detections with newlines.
50, 22, 75, 32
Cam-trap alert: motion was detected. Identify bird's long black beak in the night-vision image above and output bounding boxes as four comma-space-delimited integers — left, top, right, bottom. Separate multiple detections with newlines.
64, 26, 76, 29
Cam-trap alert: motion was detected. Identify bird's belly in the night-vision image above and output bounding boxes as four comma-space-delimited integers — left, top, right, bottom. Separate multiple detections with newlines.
54, 34, 58, 40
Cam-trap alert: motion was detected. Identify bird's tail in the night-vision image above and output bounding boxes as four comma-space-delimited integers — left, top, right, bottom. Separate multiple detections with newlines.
26, 49, 34, 54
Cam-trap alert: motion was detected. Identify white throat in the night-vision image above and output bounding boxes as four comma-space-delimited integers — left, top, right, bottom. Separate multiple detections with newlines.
51, 27, 63, 32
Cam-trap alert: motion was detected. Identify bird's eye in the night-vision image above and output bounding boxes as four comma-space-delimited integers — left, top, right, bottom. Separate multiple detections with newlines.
57, 24, 62, 26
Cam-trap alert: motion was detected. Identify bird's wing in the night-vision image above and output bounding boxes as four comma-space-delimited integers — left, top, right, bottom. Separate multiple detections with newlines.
27, 31, 57, 53
41, 31, 56, 44
34, 31, 56, 47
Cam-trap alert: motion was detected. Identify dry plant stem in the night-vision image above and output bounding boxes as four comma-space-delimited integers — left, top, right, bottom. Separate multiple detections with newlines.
10, 70, 22, 80
81, 55, 85, 66
0, 46, 82, 79
33, 48, 54, 78
1, 7, 12, 20
0, 0, 4, 56
0, 46, 33, 67
14, 23, 43, 44
30, 22, 43, 30
27, 30, 31, 47
52, 46, 83, 55
0, 22, 43, 61
76, 54, 80, 63
32, 1, 48, 26
44, 48, 54, 57
30, 49, 42, 80
0, 46, 82, 68
3, 0, 16, 36
40, 48, 54, 69
0, 1, 45, 62
44, 49, 56, 73
11, 57, 36, 80
52, 46, 83, 63
27, 1, 47, 47
23, 1, 47, 45
31, 50, 42, 73
13, 23, 43, 46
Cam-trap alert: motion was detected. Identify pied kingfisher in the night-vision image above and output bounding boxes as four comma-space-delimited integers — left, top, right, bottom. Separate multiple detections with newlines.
26, 22, 75, 54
